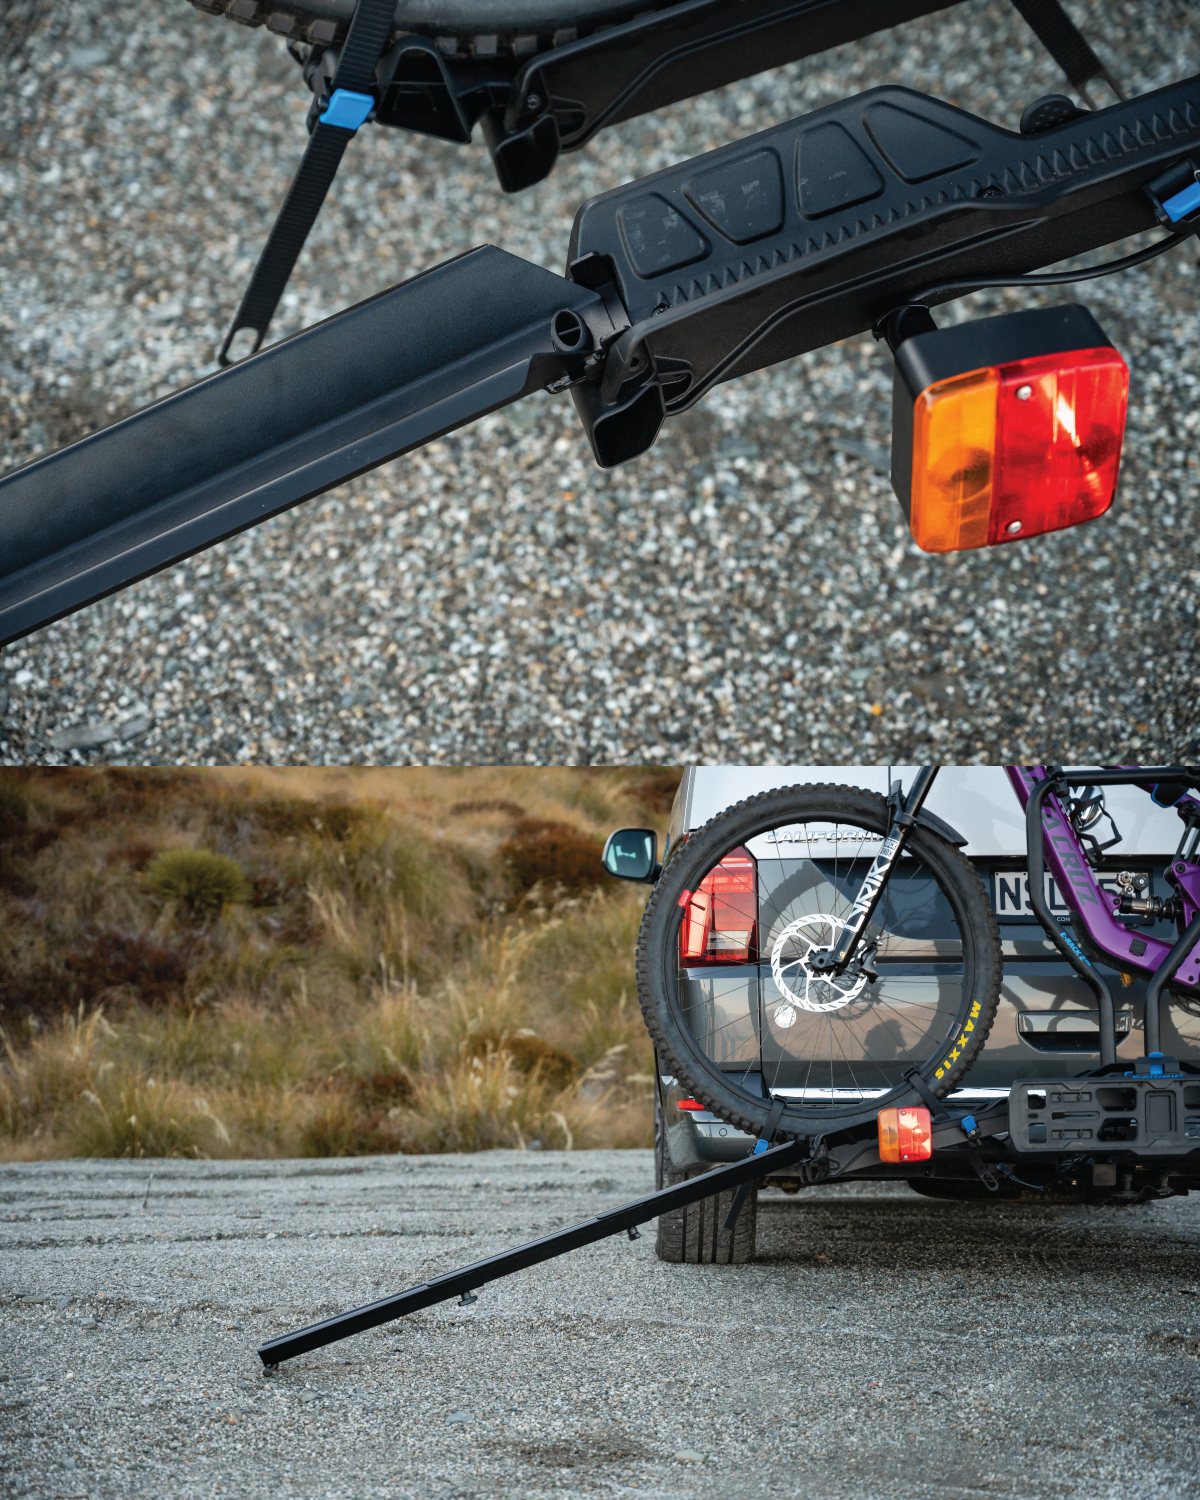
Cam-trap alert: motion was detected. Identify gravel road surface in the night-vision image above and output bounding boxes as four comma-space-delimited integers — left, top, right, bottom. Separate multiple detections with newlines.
1, 1, 1198, 763
3, 1149, 1200, 1498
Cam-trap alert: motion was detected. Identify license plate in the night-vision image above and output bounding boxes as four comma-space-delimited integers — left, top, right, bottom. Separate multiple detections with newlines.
992, 870, 1124, 919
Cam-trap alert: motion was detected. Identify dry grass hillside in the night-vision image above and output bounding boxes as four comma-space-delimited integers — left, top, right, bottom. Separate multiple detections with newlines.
0, 767, 680, 1160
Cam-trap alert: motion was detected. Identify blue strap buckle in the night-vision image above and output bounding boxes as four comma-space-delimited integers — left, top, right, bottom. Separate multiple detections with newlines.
319, 88, 375, 132
1163, 178, 1200, 225
752, 1138, 770, 1155
960, 1113, 978, 1136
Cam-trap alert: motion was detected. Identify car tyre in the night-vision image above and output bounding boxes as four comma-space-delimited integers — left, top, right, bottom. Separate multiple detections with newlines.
653, 1091, 758, 1265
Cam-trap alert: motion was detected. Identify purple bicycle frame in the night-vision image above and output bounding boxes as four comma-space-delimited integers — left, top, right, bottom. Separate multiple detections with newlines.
1005, 767, 1200, 992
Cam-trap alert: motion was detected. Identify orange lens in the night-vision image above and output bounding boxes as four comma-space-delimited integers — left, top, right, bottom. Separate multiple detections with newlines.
910, 368, 997, 553
878, 1105, 933, 1163
909, 346, 1128, 553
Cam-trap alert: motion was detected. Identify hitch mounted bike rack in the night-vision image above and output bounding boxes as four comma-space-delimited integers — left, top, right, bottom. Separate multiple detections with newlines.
256, 1105, 1006, 1369
280, 0, 970, 192
3, 73, 1198, 644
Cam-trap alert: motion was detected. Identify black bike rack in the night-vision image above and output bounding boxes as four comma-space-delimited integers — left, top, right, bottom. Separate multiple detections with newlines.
266, 0, 969, 191
3, 74, 1198, 644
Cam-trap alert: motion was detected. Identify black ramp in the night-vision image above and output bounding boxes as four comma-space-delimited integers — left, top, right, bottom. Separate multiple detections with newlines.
0, 246, 600, 646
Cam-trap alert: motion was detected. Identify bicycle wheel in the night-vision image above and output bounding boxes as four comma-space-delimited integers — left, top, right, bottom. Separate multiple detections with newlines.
186, 0, 680, 54
637, 783, 1002, 1138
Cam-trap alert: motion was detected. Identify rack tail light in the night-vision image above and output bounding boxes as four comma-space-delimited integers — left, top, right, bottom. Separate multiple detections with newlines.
680, 846, 758, 964
878, 1105, 933, 1163
891, 305, 1129, 553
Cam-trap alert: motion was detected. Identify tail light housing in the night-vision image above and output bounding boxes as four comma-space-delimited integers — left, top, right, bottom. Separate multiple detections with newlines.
891, 304, 1129, 553
878, 1105, 933, 1162
680, 846, 758, 963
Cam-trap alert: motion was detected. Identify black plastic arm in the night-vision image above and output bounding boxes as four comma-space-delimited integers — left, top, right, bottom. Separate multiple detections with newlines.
566, 73, 1200, 462
0, 249, 607, 646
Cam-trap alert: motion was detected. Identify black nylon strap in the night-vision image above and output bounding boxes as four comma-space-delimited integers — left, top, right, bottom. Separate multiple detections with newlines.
758, 1095, 787, 1146
903, 1068, 999, 1192
331, 0, 399, 93
902, 1066, 948, 1119
1009, 0, 1124, 105
717, 1096, 788, 1247
219, 0, 398, 364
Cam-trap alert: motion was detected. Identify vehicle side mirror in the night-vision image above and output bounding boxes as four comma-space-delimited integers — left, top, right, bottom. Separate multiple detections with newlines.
602, 828, 659, 883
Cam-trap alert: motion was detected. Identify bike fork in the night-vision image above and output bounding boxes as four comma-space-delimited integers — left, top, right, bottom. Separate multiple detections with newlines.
810, 766, 941, 976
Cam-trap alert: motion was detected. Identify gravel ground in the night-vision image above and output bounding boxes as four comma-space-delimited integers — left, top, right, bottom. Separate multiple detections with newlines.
3, 1150, 1200, 1498
1, 1, 1198, 764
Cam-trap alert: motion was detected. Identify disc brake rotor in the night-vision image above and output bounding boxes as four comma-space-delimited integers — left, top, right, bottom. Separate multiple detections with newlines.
769, 913, 869, 1023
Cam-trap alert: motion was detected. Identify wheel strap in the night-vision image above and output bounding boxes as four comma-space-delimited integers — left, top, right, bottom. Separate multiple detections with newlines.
718, 1096, 787, 1247
905, 1067, 999, 1192
1008, 0, 1124, 107
218, 0, 397, 365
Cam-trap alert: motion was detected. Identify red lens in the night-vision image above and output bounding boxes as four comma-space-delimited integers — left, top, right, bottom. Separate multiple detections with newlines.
988, 347, 1128, 545
680, 847, 757, 963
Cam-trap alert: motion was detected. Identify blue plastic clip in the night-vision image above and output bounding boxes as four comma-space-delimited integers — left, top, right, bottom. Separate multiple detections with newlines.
752, 1138, 770, 1155
1149, 1051, 1165, 1077
960, 1114, 977, 1135
319, 89, 375, 131
1163, 179, 1200, 224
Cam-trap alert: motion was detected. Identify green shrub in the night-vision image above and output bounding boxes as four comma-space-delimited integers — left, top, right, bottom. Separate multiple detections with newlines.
144, 848, 251, 916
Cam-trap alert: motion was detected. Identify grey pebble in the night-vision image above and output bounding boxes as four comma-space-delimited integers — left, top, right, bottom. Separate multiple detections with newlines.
63, 45, 108, 71
46, 721, 119, 751
119, 714, 154, 743
446, 1411, 471, 1424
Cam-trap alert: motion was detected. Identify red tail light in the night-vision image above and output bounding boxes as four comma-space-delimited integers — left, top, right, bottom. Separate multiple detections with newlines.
676, 1098, 705, 1111
680, 846, 757, 963
878, 1105, 932, 1162
891, 305, 1128, 553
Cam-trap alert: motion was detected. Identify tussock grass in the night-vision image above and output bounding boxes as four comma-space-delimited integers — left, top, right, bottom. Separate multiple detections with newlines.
0, 768, 677, 1159
143, 848, 251, 916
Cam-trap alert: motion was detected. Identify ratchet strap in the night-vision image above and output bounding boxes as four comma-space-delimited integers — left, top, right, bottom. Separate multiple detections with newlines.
1008, 0, 1124, 107
718, 1096, 787, 1248
904, 1067, 999, 1191
218, 0, 397, 364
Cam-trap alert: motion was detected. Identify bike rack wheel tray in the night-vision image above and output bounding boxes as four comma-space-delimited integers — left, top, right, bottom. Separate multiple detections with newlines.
3, 74, 1199, 644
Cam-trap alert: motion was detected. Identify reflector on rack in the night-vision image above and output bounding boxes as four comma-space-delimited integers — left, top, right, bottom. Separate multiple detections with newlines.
680, 847, 758, 964
878, 1105, 933, 1162
890, 305, 1129, 553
